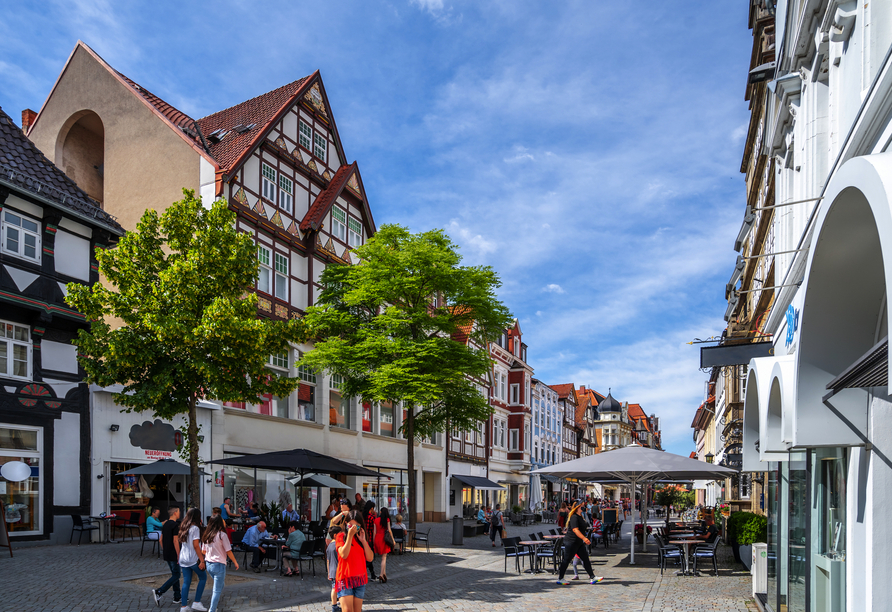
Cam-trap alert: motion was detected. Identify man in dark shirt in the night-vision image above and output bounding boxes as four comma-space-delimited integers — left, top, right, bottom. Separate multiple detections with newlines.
152, 507, 182, 607
696, 515, 719, 544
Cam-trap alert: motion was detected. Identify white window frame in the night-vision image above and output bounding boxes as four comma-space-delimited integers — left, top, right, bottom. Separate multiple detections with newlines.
278, 174, 293, 214
509, 428, 519, 451
510, 383, 519, 405
269, 351, 288, 369
0, 320, 31, 380
313, 132, 327, 161
0, 424, 42, 535
274, 251, 288, 301
331, 206, 347, 242
299, 121, 313, 151
1, 210, 41, 264
262, 163, 277, 203
348, 217, 363, 247
257, 244, 272, 295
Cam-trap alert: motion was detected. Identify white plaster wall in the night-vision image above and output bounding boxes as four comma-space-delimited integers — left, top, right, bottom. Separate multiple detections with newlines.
58, 217, 91, 239
53, 411, 80, 506
865, 394, 892, 610
41, 339, 78, 374
199, 156, 215, 208
53, 230, 90, 281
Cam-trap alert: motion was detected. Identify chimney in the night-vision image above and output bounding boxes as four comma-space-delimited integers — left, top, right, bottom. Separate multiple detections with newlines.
21, 109, 37, 134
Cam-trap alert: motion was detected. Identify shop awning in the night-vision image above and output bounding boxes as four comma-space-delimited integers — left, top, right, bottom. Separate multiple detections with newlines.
824, 336, 888, 401
452, 474, 504, 490
540, 474, 562, 484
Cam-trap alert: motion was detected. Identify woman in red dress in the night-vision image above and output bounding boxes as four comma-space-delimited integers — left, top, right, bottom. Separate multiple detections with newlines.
373, 507, 394, 583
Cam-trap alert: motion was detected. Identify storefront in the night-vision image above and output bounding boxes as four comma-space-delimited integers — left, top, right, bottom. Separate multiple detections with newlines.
0, 425, 42, 536
362, 466, 408, 518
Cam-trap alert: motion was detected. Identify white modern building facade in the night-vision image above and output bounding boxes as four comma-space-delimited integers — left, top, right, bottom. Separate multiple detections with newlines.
732, 2, 892, 610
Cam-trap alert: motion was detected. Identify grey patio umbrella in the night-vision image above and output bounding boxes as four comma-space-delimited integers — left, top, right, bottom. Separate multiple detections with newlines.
533, 444, 737, 564
117, 459, 210, 510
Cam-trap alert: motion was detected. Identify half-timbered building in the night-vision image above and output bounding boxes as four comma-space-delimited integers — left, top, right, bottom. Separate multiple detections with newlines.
0, 106, 124, 543
25, 41, 446, 524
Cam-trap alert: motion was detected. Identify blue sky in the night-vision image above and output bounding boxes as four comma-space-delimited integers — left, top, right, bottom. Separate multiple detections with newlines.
0, 1, 752, 456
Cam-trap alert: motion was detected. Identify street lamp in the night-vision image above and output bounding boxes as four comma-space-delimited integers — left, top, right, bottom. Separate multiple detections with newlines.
705, 452, 714, 464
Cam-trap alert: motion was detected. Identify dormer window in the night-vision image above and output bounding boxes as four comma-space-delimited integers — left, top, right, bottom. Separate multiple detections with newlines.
2, 211, 41, 263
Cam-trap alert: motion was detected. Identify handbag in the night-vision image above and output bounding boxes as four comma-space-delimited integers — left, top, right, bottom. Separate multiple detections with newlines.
384, 531, 396, 550
501, 525, 507, 538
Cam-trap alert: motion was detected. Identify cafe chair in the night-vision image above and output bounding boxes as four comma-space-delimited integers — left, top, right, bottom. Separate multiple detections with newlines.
413, 527, 431, 553
69, 515, 99, 545
229, 530, 248, 568
140, 523, 160, 557
549, 529, 558, 535
536, 538, 560, 573
502, 537, 526, 573
655, 536, 683, 575
312, 537, 327, 569
691, 538, 720, 576
292, 540, 316, 579
391, 527, 405, 554
116, 511, 141, 542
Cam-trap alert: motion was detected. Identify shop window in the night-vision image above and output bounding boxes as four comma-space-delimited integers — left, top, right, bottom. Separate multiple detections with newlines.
0, 425, 41, 535
362, 401, 373, 433
0, 320, 31, 379
1, 211, 41, 263
329, 373, 350, 429
379, 400, 394, 437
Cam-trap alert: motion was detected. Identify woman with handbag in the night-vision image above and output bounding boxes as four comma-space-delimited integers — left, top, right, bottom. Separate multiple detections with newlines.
373, 507, 394, 583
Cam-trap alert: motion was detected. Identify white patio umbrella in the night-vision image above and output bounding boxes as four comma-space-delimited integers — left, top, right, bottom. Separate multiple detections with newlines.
528, 474, 543, 512
532, 444, 737, 565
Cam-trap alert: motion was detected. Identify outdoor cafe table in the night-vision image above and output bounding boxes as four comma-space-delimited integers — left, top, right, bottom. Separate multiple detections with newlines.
260, 537, 284, 573
519, 540, 548, 574
89, 516, 119, 544
542, 534, 562, 540
668, 539, 700, 575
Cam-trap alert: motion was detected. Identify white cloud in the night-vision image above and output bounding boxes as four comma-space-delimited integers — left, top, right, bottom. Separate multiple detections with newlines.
542, 283, 565, 294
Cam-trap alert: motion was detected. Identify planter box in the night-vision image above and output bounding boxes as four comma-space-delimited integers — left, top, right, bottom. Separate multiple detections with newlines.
739, 544, 752, 570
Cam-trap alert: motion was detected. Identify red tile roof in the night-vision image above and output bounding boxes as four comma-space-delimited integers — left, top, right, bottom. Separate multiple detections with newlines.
300, 162, 356, 231
627, 403, 651, 432
550, 383, 575, 399
197, 76, 312, 172
117, 72, 196, 130
449, 305, 475, 345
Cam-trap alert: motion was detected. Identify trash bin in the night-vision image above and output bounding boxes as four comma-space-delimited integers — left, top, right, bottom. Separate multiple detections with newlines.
452, 515, 464, 545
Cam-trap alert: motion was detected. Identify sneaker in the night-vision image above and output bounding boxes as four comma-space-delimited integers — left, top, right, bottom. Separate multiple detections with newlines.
180, 607, 191, 612
590, 576, 604, 584
556, 580, 571, 585
152, 589, 162, 606
191, 603, 207, 611
173, 599, 182, 605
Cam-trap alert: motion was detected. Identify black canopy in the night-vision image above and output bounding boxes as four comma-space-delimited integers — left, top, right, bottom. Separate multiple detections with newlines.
117, 458, 209, 476
451, 474, 504, 490
207, 448, 384, 478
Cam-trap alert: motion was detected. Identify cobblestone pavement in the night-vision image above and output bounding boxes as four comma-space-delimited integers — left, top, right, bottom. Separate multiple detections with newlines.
0, 520, 757, 612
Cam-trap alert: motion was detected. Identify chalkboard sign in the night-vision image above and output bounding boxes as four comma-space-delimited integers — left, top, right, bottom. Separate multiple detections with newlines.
602, 508, 618, 524
0, 499, 12, 557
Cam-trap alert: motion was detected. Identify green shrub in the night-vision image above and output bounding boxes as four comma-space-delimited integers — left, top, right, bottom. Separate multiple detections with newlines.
726, 511, 757, 544
737, 514, 767, 545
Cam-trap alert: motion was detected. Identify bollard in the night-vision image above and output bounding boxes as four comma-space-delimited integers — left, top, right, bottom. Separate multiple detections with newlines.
452, 515, 464, 545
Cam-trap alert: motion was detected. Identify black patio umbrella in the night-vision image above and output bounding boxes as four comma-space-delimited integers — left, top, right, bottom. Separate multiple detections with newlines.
207, 449, 386, 522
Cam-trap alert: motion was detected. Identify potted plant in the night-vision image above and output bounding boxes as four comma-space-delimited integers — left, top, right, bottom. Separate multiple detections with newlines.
737, 513, 767, 571
634, 523, 652, 544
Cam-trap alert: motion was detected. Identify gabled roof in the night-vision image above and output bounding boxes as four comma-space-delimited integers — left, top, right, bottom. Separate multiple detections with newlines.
118, 72, 196, 131
627, 403, 651, 432
196, 76, 312, 172
550, 383, 576, 400
574, 392, 590, 428
0, 106, 122, 234
300, 162, 355, 231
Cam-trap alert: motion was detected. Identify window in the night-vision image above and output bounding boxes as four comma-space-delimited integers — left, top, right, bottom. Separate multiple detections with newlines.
0, 425, 42, 535
509, 428, 519, 451
269, 351, 288, 369
279, 175, 293, 213
362, 401, 373, 433
329, 374, 350, 429
313, 132, 327, 161
379, 400, 394, 437
299, 121, 313, 150
0, 321, 30, 379
297, 363, 316, 421
348, 217, 363, 247
476, 422, 484, 444
1, 210, 40, 263
257, 245, 272, 294
331, 206, 347, 242
500, 373, 507, 402
262, 163, 277, 203
510, 384, 519, 405
464, 429, 472, 443
274, 252, 288, 301
525, 380, 530, 406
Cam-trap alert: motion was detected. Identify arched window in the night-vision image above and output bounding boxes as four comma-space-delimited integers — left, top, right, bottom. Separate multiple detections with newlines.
56, 111, 104, 205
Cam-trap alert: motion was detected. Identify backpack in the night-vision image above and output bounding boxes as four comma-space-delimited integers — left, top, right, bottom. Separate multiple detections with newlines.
490, 510, 502, 527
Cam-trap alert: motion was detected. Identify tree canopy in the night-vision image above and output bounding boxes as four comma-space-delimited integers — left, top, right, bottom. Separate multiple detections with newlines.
66, 190, 304, 504
300, 224, 513, 527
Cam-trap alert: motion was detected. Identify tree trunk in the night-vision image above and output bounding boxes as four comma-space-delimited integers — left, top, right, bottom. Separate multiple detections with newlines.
187, 394, 200, 510
407, 411, 416, 531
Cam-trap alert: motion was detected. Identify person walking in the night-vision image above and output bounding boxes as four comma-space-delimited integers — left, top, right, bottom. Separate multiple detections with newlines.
373, 507, 394, 583
335, 510, 375, 612
556, 502, 603, 586
326, 525, 343, 612
176, 508, 208, 612
557, 502, 569, 530
152, 507, 182, 607
489, 503, 504, 547
201, 515, 239, 612
362, 501, 377, 581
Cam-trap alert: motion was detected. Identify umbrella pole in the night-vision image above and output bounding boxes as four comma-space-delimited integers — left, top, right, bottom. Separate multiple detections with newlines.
642, 483, 648, 553
630, 477, 638, 565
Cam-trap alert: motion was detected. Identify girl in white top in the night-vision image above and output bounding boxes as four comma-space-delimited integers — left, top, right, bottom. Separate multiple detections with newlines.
175, 508, 207, 612
201, 515, 239, 612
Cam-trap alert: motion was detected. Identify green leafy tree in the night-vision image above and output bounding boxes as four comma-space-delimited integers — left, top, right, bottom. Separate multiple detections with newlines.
66, 190, 305, 506
300, 224, 513, 529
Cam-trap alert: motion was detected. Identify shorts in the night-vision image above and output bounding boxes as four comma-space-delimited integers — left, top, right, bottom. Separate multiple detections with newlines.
337, 583, 367, 599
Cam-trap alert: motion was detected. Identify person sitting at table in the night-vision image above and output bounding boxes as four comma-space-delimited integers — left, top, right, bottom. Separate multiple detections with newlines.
693, 515, 719, 544
282, 503, 300, 523
242, 520, 269, 572
146, 507, 164, 542
221, 498, 234, 523
246, 503, 260, 520
281, 521, 306, 577
476, 506, 487, 524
